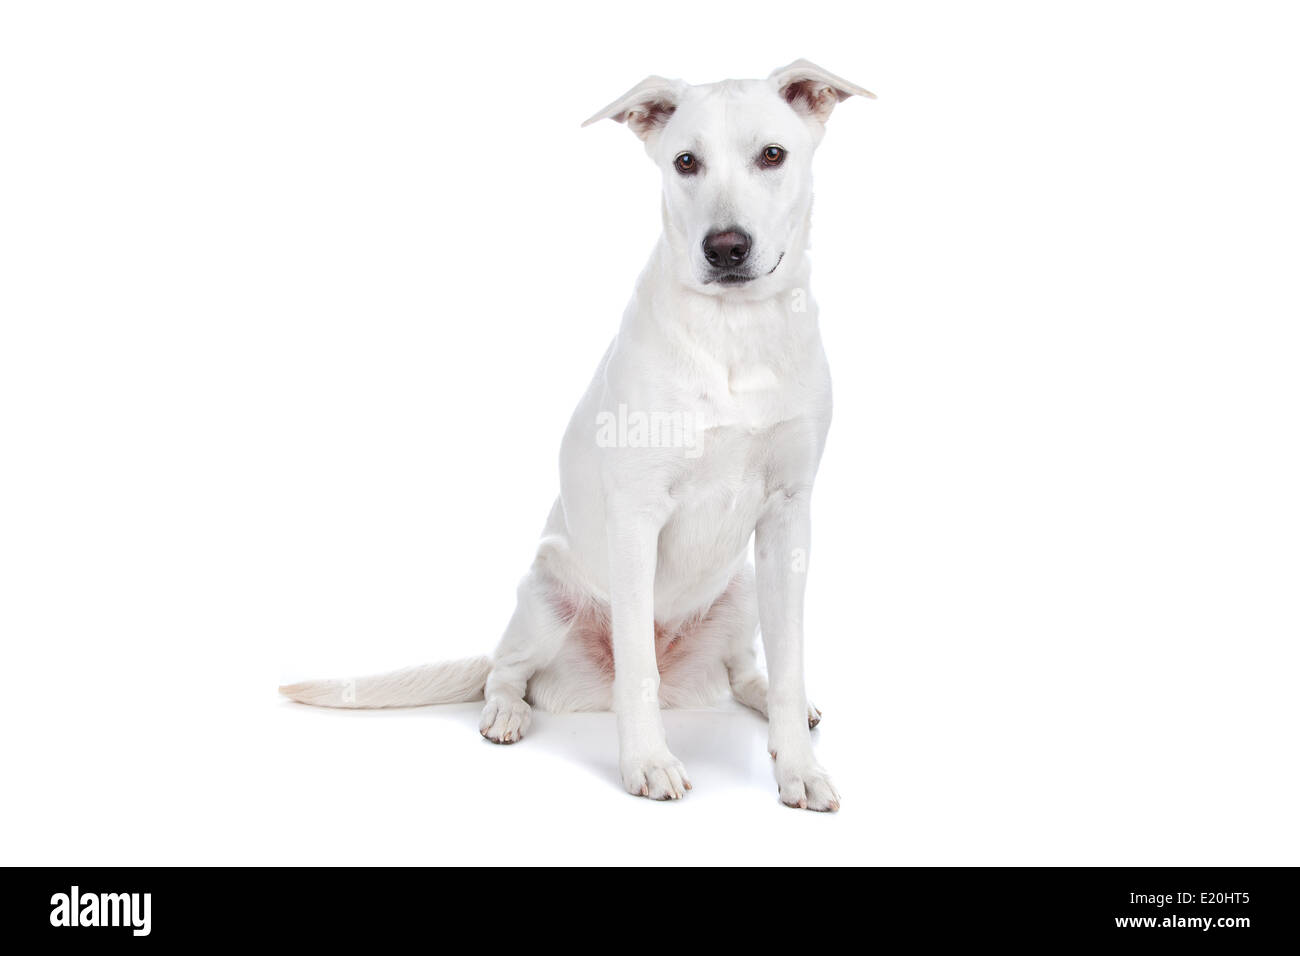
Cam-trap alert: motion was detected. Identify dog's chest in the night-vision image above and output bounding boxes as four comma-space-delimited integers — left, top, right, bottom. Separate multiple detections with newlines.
686, 338, 807, 435
665, 336, 820, 533
658, 410, 794, 592
636, 296, 828, 598
668, 294, 823, 430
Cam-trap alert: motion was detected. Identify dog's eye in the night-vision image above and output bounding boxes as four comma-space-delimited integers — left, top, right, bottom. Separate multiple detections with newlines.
761, 145, 786, 167
674, 152, 697, 174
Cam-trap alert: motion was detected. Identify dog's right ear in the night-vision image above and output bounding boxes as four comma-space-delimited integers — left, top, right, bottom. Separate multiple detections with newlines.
581, 76, 686, 141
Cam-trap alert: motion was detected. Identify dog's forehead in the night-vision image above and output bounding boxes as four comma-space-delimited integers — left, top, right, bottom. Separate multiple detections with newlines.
663, 79, 807, 151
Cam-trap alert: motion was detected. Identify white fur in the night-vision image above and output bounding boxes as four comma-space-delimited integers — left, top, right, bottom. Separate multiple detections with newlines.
280, 61, 873, 811
278, 656, 491, 708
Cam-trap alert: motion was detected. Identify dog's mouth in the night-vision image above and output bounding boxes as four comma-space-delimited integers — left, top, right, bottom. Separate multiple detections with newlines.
705, 252, 784, 286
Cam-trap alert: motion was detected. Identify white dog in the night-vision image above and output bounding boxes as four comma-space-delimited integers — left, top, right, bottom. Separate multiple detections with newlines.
281, 60, 873, 810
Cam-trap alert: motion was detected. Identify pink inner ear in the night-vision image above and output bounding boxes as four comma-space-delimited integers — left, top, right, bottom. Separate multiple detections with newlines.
783, 80, 837, 121
624, 99, 676, 138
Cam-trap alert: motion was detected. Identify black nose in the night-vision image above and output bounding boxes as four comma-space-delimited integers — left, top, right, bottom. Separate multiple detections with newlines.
703, 230, 751, 268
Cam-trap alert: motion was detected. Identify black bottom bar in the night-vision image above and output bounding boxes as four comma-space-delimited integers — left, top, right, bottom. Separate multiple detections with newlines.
8, 867, 1293, 946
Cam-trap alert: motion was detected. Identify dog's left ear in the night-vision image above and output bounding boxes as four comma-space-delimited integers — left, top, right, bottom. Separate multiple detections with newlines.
770, 59, 875, 125
581, 75, 687, 141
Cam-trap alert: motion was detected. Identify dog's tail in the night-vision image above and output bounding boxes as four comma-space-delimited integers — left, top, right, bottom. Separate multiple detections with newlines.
278, 656, 492, 709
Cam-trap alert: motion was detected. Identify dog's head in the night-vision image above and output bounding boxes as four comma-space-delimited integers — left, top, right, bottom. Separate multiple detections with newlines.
584, 60, 873, 296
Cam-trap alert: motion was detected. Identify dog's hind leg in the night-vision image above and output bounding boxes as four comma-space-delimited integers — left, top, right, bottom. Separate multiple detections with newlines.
724, 564, 821, 730
730, 658, 823, 730
479, 573, 570, 744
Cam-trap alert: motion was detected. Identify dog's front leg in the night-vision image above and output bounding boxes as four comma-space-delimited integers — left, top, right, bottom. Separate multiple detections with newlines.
607, 502, 690, 800
755, 490, 840, 811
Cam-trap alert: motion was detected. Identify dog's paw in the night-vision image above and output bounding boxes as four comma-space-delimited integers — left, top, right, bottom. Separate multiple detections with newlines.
620, 750, 692, 801
479, 696, 532, 744
776, 760, 840, 812
808, 702, 822, 729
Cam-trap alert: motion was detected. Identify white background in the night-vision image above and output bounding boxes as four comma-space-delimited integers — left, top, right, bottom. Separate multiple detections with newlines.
2, 1, 1297, 866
